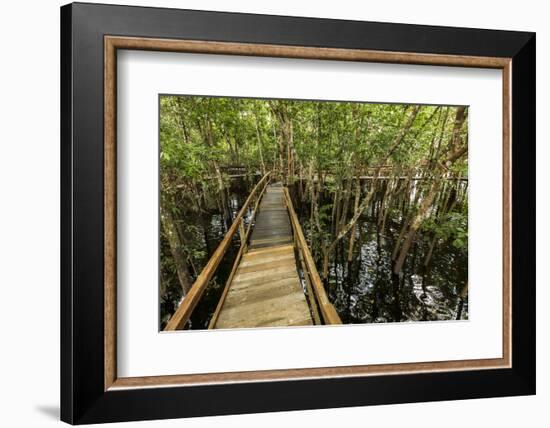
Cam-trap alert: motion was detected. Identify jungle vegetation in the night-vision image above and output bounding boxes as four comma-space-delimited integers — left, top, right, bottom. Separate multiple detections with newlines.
160, 95, 468, 329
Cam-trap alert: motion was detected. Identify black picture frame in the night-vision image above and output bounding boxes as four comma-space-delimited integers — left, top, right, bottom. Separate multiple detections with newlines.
61, 2, 535, 424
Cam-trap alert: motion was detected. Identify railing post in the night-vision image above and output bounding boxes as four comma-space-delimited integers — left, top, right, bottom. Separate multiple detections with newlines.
297, 246, 322, 325
239, 218, 247, 253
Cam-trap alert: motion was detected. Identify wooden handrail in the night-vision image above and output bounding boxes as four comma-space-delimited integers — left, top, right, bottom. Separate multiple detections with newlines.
283, 188, 342, 325
164, 172, 271, 331
207, 178, 270, 329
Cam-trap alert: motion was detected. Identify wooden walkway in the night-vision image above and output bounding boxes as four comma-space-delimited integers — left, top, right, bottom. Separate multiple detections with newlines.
212, 185, 313, 329
164, 173, 341, 332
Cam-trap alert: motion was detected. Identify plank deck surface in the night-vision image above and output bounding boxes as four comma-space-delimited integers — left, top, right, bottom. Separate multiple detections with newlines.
213, 184, 313, 329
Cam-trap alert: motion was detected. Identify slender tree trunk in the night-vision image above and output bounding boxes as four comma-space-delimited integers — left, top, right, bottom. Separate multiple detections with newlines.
456, 283, 468, 320
254, 114, 266, 175
309, 162, 316, 248
160, 204, 193, 296
332, 186, 341, 236
392, 172, 424, 261
421, 235, 437, 294
322, 182, 377, 277
339, 174, 354, 230
347, 177, 361, 262
319, 106, 421, 277
393, 180, 440, 275
270, 101, 294, 184
213, 161, 231, 228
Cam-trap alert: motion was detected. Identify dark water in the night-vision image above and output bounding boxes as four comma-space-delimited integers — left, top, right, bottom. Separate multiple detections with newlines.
320, 216, 467, 324
291, 183, 468, 324
161, 178, 468, 330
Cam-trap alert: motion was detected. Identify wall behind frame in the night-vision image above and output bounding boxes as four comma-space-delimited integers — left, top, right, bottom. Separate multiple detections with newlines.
0, 1, 545, 427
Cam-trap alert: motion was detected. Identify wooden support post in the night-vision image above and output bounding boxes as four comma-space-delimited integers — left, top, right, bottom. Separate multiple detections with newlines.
297, 245, 322, 325
239, 219, 247, 253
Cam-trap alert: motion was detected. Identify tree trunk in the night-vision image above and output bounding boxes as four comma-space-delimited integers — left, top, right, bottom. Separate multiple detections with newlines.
456, 282, 468, 320
160, 204, 193, 296
254, 114, 266, 175
332, 187, 341, 236
347, 177, 361, 262
322, 182, 377, 277
339, 174, 354, 231
270, 101, 294, 184
319, 106, 421, 277
393, 180, 440, 275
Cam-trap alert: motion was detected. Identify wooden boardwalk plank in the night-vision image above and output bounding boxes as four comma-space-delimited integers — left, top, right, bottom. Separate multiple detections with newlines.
238, 257, 296, 274
213, 184, 313, 329
240, 254, 294, 267
240, 244, 293, 258
230, 269, 298, 290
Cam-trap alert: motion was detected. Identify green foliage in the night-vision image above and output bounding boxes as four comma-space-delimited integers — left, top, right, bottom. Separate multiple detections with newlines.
159, 95, 469, 325
161, 97, 466, 187
423, 211, 468, 250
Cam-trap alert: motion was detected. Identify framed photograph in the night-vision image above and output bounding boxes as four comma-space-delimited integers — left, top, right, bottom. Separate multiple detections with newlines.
60, 2, 535, 424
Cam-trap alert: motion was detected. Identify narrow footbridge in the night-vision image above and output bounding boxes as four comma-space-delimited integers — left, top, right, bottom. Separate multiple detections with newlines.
164, 173, 341, 331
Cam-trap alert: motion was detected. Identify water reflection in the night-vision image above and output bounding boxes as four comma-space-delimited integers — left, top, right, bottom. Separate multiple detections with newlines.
300, 192, 468, 325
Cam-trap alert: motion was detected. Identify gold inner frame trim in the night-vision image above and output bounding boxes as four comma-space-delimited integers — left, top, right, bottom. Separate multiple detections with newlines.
104, 35, 512, 391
